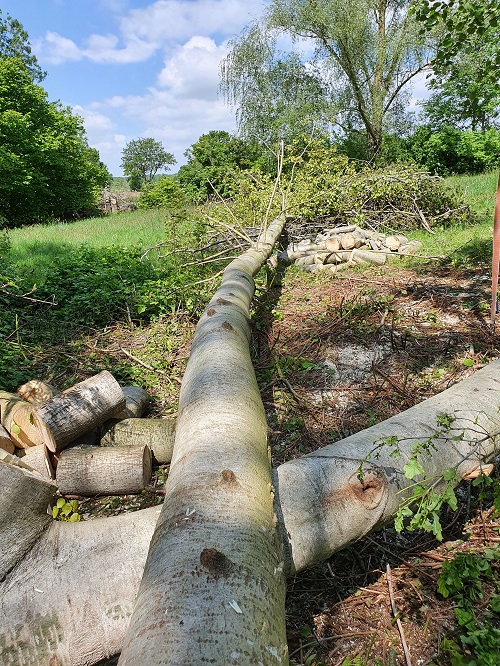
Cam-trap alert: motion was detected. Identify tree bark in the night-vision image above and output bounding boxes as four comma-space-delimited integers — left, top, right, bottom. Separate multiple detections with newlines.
0, 462, 55, 580
36, 371, 126, 454
99, 418, 176, 464
277, 360, 500, 574
118, 214, 289, 666
115, 386, 150, 418
56, 444, 152, 496
0, 481, 159, 666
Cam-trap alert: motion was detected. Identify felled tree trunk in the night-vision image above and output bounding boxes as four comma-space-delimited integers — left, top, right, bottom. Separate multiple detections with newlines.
100, 418, 176, 464
0, 463, 159, 666
56, 444, 152, 496
119, 214, 289, 666
37, 371, 126, 453
277, 359, 500, 573
0, 362, 499, 665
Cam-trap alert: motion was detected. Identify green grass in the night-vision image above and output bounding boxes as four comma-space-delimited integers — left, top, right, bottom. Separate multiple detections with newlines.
7, 208, 168, 283
446, 171, 499, 216
404, 172, 498, 266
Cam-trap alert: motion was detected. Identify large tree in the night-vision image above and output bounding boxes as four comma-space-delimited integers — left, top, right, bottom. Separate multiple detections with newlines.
0, 9, 46, 82
120, 137, 176, 187
415, 0, 500, 130
177, 130, 265, 201
0, 58, 110, 227
221, 0, 434, 157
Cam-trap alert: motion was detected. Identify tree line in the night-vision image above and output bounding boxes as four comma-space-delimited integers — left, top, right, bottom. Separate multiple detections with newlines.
1, 1, 500, 228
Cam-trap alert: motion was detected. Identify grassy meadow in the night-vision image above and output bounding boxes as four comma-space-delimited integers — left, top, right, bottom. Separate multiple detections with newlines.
7, 208, 169, 284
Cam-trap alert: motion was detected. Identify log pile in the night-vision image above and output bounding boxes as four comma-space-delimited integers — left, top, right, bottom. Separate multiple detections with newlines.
0, 371, 174, 497
276, 224, 423, 273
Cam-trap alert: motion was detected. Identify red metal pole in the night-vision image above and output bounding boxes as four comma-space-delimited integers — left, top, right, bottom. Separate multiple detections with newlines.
491, 170, 500, 326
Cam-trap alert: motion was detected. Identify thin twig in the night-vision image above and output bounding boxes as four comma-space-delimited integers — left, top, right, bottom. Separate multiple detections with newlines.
386, 563, 412, 666
119, 347, 166, 374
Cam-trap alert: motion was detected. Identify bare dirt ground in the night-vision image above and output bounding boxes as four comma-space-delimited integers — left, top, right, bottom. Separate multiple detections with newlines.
50, 259, 500, 666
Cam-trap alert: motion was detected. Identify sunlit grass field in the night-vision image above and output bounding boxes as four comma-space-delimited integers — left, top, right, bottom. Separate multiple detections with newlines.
8, 208, 168, 283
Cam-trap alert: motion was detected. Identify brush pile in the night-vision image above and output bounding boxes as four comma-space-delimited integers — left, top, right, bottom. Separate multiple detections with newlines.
275, 224, 423, 273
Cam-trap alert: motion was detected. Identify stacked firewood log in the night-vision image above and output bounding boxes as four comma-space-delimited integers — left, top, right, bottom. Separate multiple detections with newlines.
275, 224, 423, 273
0, 371, 175, 497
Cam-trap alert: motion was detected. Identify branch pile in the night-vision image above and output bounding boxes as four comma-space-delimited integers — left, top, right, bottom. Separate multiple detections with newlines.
276, 224, 423, 273
0, 372, 175, 498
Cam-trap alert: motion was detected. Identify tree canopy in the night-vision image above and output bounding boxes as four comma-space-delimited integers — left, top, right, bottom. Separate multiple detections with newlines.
221, 0, 434, 157
0, 9, 46, 82
0, 58, 110, 227
415, 0, 500, 130
120, 138, 176, 187
177, 130, 265, 201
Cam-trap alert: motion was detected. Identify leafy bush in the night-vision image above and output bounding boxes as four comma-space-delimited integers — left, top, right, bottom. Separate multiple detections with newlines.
36, 246, 162, 329
138, 176, 187, 209
206, 138, 479, 233
407, 126, 500, 176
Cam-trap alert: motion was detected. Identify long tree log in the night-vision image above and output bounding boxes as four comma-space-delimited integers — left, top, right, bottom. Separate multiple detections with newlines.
0, 463, 159, 666
36, 371, 126, 454
118, 214, 290, 666
277, 359, 500, 573
0, 362, 499, 664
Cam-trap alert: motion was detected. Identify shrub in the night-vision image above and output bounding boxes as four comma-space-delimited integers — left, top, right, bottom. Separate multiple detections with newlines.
407, 126, 500, 176
138, 177, 187, 209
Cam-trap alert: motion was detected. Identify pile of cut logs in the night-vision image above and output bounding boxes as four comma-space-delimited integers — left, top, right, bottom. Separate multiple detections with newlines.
275, 224, 423, 273
0, 370, 175, 497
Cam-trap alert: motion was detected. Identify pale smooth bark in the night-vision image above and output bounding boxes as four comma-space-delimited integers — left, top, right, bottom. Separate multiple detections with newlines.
278, 360, 500, 573
99, 418, 176, 464
0, 489, 159, 666
0, 362, 498, 665
118, 215, 289, 666
55, 444, 152, 496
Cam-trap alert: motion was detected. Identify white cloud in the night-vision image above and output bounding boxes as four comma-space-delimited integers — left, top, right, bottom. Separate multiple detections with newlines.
34, 0, 258, 66
121, 0, 257, 44
88, 80, 236, 173
157, 36, 228, 100
34, 32, 83, 64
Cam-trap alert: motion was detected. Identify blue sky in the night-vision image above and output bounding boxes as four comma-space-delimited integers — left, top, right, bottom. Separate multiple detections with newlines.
1, 0, 267, 175
2, 1, 430, 177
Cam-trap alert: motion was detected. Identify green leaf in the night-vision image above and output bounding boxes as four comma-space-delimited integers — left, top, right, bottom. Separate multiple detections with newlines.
462, 358, 474, 367
490, 594, 500, 613
11, 423, 20, 435
403, 458, 425, 479
52, 506, 59, 519
68, 513, 81, 522
56, 497, 66, 508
